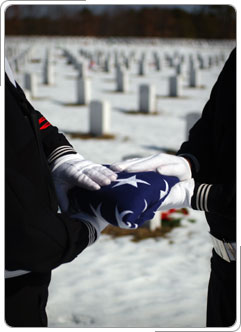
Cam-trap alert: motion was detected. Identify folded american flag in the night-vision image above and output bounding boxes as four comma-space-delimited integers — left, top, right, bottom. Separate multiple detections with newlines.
68, 170, 179, 229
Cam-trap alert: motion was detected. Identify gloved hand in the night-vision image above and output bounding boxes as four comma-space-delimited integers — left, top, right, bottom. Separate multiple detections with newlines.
51, 153, 117, 212
157, 178, 195, 210
111, 153, 192, 181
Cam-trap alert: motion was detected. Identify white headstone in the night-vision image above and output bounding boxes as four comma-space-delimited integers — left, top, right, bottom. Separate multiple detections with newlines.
77, 77, 91, 105
114, 51, 119, 68
168, 55, 175, 67
188, 55, 197, 72
14, 59, 19, 73
208, 55, 214, 68
198, 55, 205, 69
155, 56, 161, 71
116, 69, 129, 92
139, 84, 156, 113
77, 62, 87, 78
138, 58, 147, 76
115, 64, 122, 80
43, 60, 54, 85
104, 56, 112, 73
24, 72, 37, 98
169, 75, 181, 97
89, 100, 111, 136
175, 62, 183, 75
189, 68, 201, 87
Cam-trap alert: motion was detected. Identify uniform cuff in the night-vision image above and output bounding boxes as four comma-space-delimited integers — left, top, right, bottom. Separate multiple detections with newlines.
80, 220, 98, 246
48, 146, 77, 164
191, 183, 213, 212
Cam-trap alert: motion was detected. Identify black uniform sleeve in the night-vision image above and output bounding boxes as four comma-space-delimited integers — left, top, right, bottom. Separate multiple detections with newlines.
15, 81, 77, 164
34, 109, 77, 164
177, 48, 236, 181
177, 48, 236, 216
5, 74, 98, 274
6, 168, 97, 273
190, 182, 236, 218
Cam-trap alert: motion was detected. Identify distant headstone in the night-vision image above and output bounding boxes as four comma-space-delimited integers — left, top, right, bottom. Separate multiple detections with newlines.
208, 55, 214, 68
198, 55, 205, 69
77, 77, 91, 105
139, 84, 156, 113
153, 52, 161, 71
114, 51, 119, 68
175, 62, 183, 75
116, 69, 129, 92
43, 60, 54, 85
14, 59, 19, 73
167, 55, 174, 67
122, 55, 130, 69
24, 72, 37, 98
104, 55, 112, 73
138, 58, 147, 76
189, 68, 201, 87
89, 100, 111, 136
115, 64, 122, 79
169, 75, 181, 97
77, 62, 87, 78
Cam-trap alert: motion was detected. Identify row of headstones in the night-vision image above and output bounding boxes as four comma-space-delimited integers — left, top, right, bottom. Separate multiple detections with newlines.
76, 73, 200, 111
21, 69, 109, 136
63, 47, 203, 100
75, 48, 218, 97
76, 69, 201, 104
63, 49, 88, 78
23, 49, 55, 98
77, 83, 201, 139
22, 67, 200, 139
22, 44, 203, 107
20, 47, 202, 123
78, 46, 225, 75
8, 46, 34, 73
23, 69, 199, 112
21, 47, 87, 99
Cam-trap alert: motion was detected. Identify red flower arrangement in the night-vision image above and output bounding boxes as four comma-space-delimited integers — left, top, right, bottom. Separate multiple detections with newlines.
161, 208, 189, 221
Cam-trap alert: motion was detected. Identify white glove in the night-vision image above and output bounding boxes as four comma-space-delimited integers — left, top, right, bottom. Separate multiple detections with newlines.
158, 178, 195, 211
51, 153, 117, 212
111, 153, 192, 181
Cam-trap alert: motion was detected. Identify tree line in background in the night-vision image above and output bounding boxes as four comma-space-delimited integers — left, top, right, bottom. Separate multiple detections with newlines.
5, 5, 236, 39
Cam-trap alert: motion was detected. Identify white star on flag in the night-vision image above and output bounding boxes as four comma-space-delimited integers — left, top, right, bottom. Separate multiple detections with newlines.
112, 175, 151, 188
160, 179, 169, 200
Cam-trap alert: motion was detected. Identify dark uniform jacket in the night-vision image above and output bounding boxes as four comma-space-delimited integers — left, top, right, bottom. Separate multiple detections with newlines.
178, 48, 236, 242
5, 74, 96, 273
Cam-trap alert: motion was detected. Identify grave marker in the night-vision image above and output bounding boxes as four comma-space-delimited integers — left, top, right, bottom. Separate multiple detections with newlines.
89, 100, 111, 136
77, 77, 91, 105
139, 84, 156, 113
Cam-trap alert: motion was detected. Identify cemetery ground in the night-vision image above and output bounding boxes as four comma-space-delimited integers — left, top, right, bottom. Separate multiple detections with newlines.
5, 36, 235, 328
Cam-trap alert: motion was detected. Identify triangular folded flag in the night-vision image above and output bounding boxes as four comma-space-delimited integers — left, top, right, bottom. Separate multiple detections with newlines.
68, 170, 179, 229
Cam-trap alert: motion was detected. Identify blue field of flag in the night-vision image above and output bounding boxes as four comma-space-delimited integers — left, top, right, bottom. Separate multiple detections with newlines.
68, 170, 179, 229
